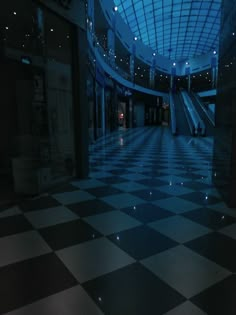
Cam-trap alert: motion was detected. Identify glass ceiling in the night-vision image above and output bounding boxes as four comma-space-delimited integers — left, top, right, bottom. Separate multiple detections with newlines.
113, 0, 221, 61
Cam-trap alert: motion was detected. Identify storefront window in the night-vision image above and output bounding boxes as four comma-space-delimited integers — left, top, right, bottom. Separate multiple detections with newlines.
43, 9, 75, 177
0, 1, 76, 197
0, 0, 44, 57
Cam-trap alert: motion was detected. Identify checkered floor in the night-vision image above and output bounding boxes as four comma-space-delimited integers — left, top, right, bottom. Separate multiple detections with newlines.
1, 126, 236, 315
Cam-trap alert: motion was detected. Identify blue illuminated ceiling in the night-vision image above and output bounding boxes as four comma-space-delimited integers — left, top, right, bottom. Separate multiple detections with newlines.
113, 0, 221, 61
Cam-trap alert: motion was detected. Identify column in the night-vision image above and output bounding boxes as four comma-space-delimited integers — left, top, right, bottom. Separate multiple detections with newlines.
188, 74, 191, 92
72, 27, 89, 178
150, 55, 156, 89
107, 29, 115, 66
211, 53, 218, 89
215, 65, 218, 88
130, 54, 135, 83
101, 87, 105, 136
212, 66, 218, 89
170, 75, 174, 91
149, 67, 155, 89
171, 65, 176, 92
129, 96, 133, 128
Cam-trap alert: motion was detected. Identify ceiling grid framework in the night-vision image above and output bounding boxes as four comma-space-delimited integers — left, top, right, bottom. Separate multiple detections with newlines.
114, 0, 221, 61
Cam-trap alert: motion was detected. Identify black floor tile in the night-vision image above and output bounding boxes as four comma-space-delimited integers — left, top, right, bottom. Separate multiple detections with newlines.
179, 182, 212, 190
183, 208, 236, 230
136, 178, 167, 187
0, 215, 32, 237
19, 196, 61, 212
185, 232, 236, 272
131, 189, 170, 201
110, 163, 127, 168
191, 275, 236, 315
138, 170, 162, 177
108, 225, 178, 260
0, 253, 77, 314
39, 219, 102, 250
118, 163, 136, 168
90, 162, 105, 167
83, 263, 185, 315
181, 192, 221, 205
121, 203, 174, 223
67, 199, 115, 217
98, 176, 127, 184
109, 169, 130, 175
179, 173, 205, 180
49, 183, 79, 194
86, 186, 123, 198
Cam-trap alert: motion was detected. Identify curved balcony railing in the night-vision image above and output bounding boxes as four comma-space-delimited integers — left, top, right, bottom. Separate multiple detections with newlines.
87, 31, 168, 96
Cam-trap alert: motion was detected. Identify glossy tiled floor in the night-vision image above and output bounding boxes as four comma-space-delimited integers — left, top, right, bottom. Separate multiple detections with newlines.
1, 127, 236, 315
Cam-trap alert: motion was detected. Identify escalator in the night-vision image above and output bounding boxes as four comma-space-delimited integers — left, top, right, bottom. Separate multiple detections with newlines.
188, 92, 215, 136
172, 92, 191, 136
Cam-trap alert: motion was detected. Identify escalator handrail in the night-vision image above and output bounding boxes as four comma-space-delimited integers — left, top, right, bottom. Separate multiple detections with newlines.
191, 92, 215, 127
179, 92, 196, 135
180, 91, 206, 136
169, 92, 177, 135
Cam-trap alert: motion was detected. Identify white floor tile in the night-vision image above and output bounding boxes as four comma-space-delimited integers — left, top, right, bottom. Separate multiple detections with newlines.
153, 197, 200, 213
149, 216, 211, 243
208, 202, 236, 217
24, 206, 78, 229
89, 171, 112, 179
158, 175, 191, 184
141, 245, 231, 298
5, 285, 103, 315
112, 182, 147, 192
163, 301, 207, 315
102, 193, 144, 209
53, 191, 95, 205
71, 179, 106, 189
219, 223, 236, 240
157, 185, 194, 196
120, 173, 150, 181
0, 231, 51, 267
0, 206, 22, 218
83, 210, 141, 235
57, 238, 135, 283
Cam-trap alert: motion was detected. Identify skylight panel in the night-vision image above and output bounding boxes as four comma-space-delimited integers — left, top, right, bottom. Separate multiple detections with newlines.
114, 0, 221, 60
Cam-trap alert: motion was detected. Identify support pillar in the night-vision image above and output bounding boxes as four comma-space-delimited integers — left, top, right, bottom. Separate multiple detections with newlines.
150, 55, 156, 89
130, 54, 135, 83
170, 75, 174, 91
101, 87, 105, 136
188, 74, 191, 92
212, 67, 216, 89
72, 27, 89, 178
149, 68, 155, 89
129, 96, 133, 128
107, 29, 115, 66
